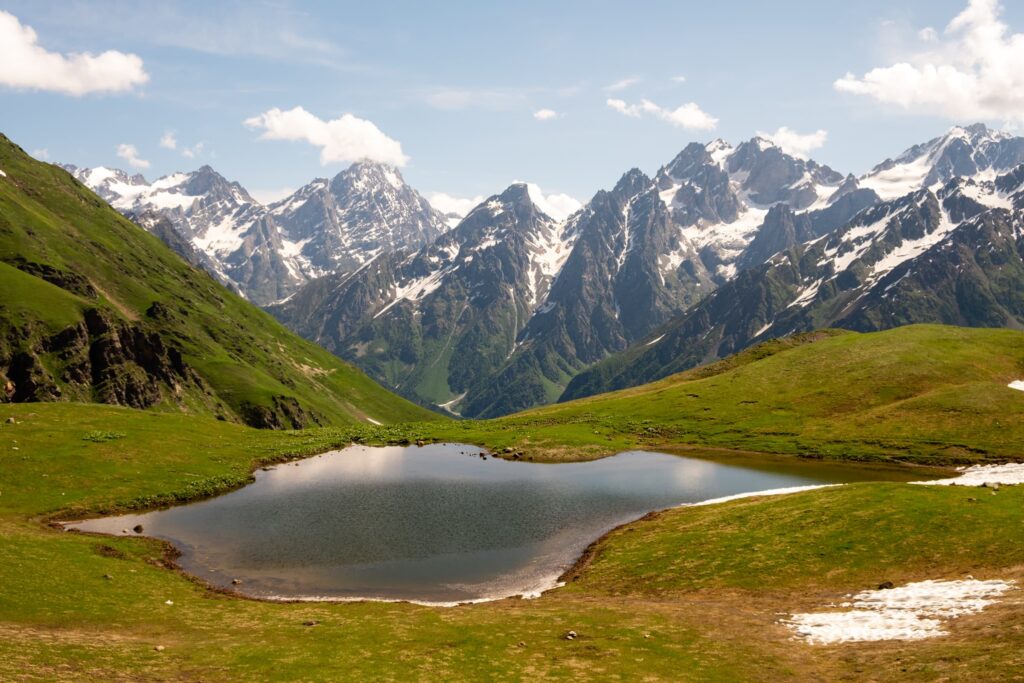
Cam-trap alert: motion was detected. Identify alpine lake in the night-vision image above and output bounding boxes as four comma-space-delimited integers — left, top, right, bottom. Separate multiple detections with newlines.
68, 444, 930, 604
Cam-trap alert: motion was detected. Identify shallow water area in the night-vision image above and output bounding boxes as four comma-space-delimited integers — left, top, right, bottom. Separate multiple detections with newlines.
69, 444, 927, 604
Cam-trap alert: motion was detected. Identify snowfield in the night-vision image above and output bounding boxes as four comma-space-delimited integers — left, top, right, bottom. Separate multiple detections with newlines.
911, 463, 1024, 487
784, 579, 1016, 644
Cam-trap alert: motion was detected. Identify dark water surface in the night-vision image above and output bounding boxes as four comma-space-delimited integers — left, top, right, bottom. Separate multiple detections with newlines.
69, 444, 925, 603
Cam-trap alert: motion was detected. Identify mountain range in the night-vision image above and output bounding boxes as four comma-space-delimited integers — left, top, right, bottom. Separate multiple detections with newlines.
67, 123, 1024, 418
64, 160, 449, 305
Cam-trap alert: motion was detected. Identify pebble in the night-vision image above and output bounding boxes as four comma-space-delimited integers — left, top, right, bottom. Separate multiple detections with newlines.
564, 630, 577, 640
154, 645, 165, 652
164, 600, 174, 606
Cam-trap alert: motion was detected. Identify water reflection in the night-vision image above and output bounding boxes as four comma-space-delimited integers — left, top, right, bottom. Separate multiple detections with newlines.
69, 444, 920, 604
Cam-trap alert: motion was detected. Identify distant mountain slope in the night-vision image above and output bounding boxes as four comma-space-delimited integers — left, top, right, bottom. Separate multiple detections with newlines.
564, 167, 1024, 401
65, 160, 448, 304
0, 133, 436, 427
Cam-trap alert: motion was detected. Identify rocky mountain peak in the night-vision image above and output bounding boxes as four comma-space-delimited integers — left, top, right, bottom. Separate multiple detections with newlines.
612, 168, 652, 198
182, 165, 251, 202
862, 123, 1024, 199
331, 159, 406, 195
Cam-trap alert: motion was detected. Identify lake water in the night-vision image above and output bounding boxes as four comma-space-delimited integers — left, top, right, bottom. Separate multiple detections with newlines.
68, 444, 924, 604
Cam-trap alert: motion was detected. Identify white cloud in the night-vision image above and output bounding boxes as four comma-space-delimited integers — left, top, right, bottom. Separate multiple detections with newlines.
604, 77, 641, 92
116, 143, 149, 169
671, 75, 688, 84
181, 142, 205, 159
429, 185, 581, 222
250, 187, 296, 205
918, 26, 939, 42
533, 108, 560, 121
835, 0, 1024, 124
159, 131, 177, 150
519, 182, 582, 221
244, 106, 408, 167
606, 98, 718, 130
31, 148, 49, 160
0, 10, 148, 96
426, 192, 486, 217
755, 126, 829, 158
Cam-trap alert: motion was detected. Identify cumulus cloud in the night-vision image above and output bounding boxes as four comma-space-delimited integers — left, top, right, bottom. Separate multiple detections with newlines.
520, 183, 582, 221
0, 10, 148, 96
426, 192, 487, 218
159, 131, 177, 150
116, 143, 149, 169
243, 106, 408, 167
756, 126, 828, 158
533, 108, 560, 121
31, 148, 49, 160
835, 0, 1024, 124
606, 98, 718, 130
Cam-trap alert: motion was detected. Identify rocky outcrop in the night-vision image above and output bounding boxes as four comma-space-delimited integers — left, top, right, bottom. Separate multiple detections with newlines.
2, 308, 200, 409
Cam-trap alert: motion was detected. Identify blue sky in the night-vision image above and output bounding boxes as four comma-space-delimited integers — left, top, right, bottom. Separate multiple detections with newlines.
2, 0, 1022, 208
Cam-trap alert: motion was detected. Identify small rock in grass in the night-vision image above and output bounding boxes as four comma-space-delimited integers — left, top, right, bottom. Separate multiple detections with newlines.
164, 600, 174, 606
5, 417, 15, 424
877, 581, 895, 590
103, 574, 113, 581
303, 620, 319, 627
154, 645, 165, 652
517, 641, 527, 648
564, 630, 577, 640
231, 578, 242, 585
133, 524, 144, 533
503, 447, 514, 454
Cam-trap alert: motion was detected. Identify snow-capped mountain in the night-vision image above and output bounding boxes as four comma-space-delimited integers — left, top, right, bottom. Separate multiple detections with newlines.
272, 135, 871, 416
859, 123, 1024, 200
65, 161, 448, 305
564, 160, 1024, 400
268, 161, 447, 277
270, 183, 566, 410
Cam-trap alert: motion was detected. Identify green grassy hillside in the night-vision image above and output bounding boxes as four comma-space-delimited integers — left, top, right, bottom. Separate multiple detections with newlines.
414, 325, 1024, 464
0, 134, 435, 427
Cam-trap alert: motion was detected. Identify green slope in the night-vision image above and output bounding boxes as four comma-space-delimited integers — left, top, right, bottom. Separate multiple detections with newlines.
413, 325, 1024, 464
0, 133, 436, 427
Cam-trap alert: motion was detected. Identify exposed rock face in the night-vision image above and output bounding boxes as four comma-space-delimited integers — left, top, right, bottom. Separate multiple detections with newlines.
1, 302, 200, 409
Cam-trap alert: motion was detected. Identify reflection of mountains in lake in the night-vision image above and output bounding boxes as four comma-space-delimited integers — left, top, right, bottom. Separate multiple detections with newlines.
69, 444, 913, 603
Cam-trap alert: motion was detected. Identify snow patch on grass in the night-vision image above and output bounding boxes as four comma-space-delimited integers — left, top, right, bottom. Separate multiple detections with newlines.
685, 484, 840, 508
785, 579, 1015, 644
911, 463, 1024, 487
